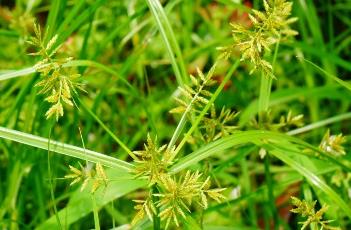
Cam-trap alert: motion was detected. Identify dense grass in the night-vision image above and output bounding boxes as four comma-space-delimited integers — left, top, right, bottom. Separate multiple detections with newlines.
0, 0, 351, 229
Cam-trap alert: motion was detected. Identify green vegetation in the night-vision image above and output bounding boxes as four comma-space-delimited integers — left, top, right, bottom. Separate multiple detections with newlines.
0, 0, 350, 229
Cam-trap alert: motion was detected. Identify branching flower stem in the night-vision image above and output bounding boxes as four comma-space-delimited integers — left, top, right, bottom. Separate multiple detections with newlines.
170, 60, 240, 161
168, 61, 218, 150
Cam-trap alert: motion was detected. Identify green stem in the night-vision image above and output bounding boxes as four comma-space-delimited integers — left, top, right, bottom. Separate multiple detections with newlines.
240, 158, 257, 227
258, 73, 272, 123
92, 195, 101, 230
258, 39, 280, 229
78, 98, 137, 160
264, 155, 278, 229
152, 186, 160, 230
48, 126, 62, 229
296, 49, 319, 141
111, 201, 116, 228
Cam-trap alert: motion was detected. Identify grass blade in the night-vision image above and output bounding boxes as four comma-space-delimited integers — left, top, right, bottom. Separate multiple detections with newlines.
239, 85, 351, 126
36, 168, 146, 229
0, 60, 138, 97
146, 0, 187, 86
0, 67, 36, 81
300, 57, 351, 91
54, 0, 106, 49
45, 0, 66, 41
287, 112, 351, 135
170, 130, 350, 174
0, 126, 133, 172
268, 144, 351, 219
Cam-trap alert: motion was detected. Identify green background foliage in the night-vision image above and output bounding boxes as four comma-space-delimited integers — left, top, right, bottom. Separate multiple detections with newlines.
0, 0, 350, 229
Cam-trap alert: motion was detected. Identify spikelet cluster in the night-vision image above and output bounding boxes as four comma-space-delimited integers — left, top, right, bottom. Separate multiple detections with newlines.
199, 106, 239, 143
251, 110, 304, 131
132, 196, 156, 226
170, 66, 217, 115
171, 66, 238, 144
27, 23, 84, 120
65, 162, 108, 193
154, 171, 225, 229
330, 170, 351, 188
319, 130, 346, 156
221, 0, 298, 77
133, 134, 174, 186
290, 196, 340, 230
131, 135, 226, 229
134, 67, 233, 228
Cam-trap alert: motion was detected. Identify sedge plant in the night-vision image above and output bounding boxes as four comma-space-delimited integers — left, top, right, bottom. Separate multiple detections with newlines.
0, 0, 351, 229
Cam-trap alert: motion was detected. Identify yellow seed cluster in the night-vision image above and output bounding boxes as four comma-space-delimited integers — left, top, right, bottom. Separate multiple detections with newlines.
27, 23, 84, 121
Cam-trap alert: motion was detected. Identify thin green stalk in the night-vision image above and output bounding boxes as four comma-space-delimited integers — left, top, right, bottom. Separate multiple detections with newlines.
168, 100, 192, 150
55, 0, 86, 36
300, 57, 351, 91
92, 195, 101, 230
78, 98, 137, 160
240, 158, 257, 227
78, 126, 88, 166
152, 186, 160, 230
262, 147, 277, 230
264, 155, 278, 230
171, 59, 240, 160
297, 0, 336, 77
287, 112, 351, 136
78, 13, 95, 74
111, 201, 116, 228
295, 49, 319, 141
47, 126, 62, 229
263, 204, 270, 230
